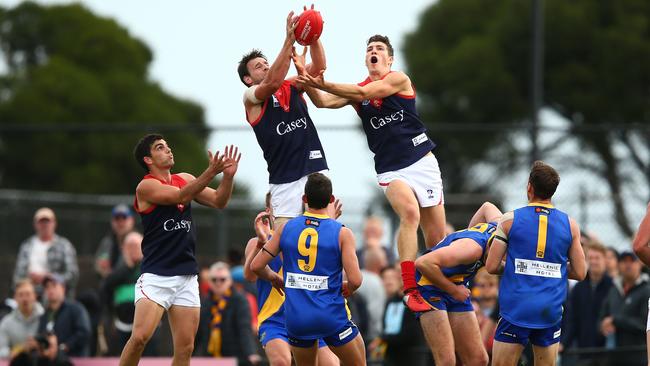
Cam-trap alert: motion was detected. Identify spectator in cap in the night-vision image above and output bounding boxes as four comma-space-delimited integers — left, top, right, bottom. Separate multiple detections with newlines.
12, 208, 79, 297
95, 204, 135, 278
37, 274, 91, 357
600, 250, 650, 366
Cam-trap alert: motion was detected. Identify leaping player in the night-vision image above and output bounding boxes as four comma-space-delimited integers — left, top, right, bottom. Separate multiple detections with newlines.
294, 35, 445, 312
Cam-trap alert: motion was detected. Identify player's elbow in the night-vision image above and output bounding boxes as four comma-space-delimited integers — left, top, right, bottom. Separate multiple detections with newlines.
633, 238, 647, 255
243, 267, 257, 282
485, 261, 499, 275
348, 273, 362, 291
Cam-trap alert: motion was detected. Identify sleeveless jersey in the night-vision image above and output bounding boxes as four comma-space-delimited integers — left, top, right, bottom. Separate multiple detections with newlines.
134, 174, 198, 276
279, 212, 347, 338
355, 73, 435, 174
417, 222, 497, 288
248, 80, 328, 184
499, 203, 572, 328
256, 254, 285, 329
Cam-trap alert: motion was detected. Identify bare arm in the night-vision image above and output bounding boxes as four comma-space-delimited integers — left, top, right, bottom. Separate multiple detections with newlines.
633, 202, 650, 266
136, 150, 230, 207
340, 227, 362, 292
244, 211, 273, 281
249, 12, 297, 103
290, 47, 350, 109
251, 223, 285, 291
468, 202, 503, 228
415, 238, 482, 302
190, 145, 241, 209
297, 70, 411, 102
305, 39, 326, 77
567, 218, 586, 281
486, 214, 513, 274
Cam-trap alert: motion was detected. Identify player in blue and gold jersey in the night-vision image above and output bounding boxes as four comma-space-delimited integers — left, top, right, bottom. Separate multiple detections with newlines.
414, 202, 503, 366
486, 161, 586, 366
251, 173, 365, 366
243, 192, 339, 366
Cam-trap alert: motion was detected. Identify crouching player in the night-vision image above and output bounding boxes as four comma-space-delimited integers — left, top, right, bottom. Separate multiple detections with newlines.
251, 173, 365, 366
414, 202, 503, 366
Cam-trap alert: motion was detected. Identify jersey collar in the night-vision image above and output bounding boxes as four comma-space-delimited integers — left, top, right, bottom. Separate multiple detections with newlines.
527, 202, 554, 209
303, 211, 330, 219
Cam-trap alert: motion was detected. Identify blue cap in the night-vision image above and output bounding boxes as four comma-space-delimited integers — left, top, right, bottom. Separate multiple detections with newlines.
619, 251, 638, 261
112, 204, 133, 218
231, 266, 245, 284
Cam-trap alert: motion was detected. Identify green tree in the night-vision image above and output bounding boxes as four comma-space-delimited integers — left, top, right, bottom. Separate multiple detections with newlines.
404, 0, 650, 236
0, 2, 211, 194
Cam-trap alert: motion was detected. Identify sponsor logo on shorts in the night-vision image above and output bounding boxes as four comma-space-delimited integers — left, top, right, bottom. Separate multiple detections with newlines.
286, 272, 328, 291
515, 259, 561, 278
369, 109, 404, 129
412, 132, 428, 146
309, 150, 323, 159
428, 296, 441, 303
427, 189, 434, 199
501, 332, 517, 338
339, 327, 353, 340
553, 329, 561, 339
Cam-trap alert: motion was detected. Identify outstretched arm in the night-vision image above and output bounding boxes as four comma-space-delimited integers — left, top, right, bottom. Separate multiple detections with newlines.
190, 145, 241, 209
250, 12, 298, 103
296, 70, 411, 102
633, 202, 650, 266
291, 47, 350, 109
136, 149, 231, 207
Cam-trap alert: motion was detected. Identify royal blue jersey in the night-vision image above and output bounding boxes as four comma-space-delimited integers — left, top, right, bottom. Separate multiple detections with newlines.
256, 254, 285, 329
355, 73, 435, 174
279, 212, 348, 339
248, 80, 328, 184
417, 222, 497, 289
135, 174, 198, 276
499, 203, 572, 328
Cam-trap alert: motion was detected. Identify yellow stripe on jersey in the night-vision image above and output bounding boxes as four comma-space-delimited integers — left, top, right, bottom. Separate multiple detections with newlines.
527, 202, 554, 209
417, 273, 466, 287
257, 267, 285, 327
536, 215, 548, 258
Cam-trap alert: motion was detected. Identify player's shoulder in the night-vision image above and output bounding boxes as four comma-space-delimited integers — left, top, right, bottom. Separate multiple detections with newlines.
386, 70, 410, 83
175, 172, 195, 182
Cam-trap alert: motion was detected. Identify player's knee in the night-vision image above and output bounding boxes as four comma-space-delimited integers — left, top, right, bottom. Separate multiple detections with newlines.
469, 350, 489, 366
173, 342, 194, 358
434, 354, 456, 366
269, 353, 291, 366
414, 256, 427, 272
399, 205, 420, 227
128, 330, 152, 350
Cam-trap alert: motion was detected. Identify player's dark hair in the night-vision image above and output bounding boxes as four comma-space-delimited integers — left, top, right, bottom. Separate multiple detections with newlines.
528, 161, 560, 200
367, 34, 394, 56
238, 49, 267, 86
134, 134, 164, 172
304, 173, 332, 209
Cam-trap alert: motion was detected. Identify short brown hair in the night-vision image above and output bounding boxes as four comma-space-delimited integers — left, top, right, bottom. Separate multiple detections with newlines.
587, 242, 607, 256
367, 35, 394, 56
529, 161, 560, 200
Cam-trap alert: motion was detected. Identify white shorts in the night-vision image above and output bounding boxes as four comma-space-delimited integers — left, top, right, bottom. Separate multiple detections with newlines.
135, 273, 200, 310
269, 170, 328, 218
377, 153, 444, 208
647, 298, 650, 332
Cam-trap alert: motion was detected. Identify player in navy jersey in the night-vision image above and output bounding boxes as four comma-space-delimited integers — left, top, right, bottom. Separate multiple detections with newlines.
242, 192, 340, 366
632, 203, 650, 365
120, 134, 241, 366
414, 202, 503, 366
293, 34, 445, 312
485, 161, 586, 366
238, 8, 329, 228
250, 173, 365, 366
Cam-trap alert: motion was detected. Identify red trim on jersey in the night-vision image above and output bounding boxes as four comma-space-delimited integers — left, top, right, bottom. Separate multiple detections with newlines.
379, 182, 390, 187
134, 174, 189, 214
246, 98, 269, 127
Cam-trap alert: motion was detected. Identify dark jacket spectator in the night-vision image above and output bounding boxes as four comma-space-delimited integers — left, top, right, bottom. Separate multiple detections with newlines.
600, 252, 650, 366
94, 204, 135, 278
13, 208, 79, 296
563, 244, 613, 349
37, 275, 91, 357
195, 262, 258, 364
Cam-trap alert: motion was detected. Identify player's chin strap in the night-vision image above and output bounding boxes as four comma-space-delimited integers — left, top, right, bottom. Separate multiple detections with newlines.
262, 246, 277, 258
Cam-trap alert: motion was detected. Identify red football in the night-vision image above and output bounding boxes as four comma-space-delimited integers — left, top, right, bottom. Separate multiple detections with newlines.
294, 9, 323, 46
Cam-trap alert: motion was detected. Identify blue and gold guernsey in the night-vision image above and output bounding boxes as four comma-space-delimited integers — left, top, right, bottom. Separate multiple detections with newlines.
416, 222, 497, 312
355, 73, 435, 174
499, 203, 572, 328
256, 253, 285, 344
248, 80, 328, 184
279, 212, 348, 339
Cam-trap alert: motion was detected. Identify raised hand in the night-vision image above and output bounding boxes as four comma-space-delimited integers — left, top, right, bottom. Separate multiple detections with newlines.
327, 198, 342, 219
206, 150, 229, 176
292, 46, 309, 76
286, 11, 298, 43
254, 211, 272, 243
296, 69, 326, 89
222, 145, 242, 178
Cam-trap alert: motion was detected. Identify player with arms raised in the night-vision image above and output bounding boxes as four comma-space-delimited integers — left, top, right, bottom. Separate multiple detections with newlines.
294, 35, 445, 312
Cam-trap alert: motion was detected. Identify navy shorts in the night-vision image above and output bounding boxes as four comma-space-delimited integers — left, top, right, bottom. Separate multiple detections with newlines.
260, 322, 326, 348
415, 286, 473, 318
288, 321, 359, 348
494, 317, 562, 347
